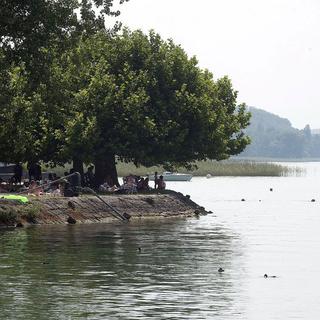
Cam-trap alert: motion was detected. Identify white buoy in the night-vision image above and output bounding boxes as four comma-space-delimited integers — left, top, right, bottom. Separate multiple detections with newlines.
206, 174, 212, 179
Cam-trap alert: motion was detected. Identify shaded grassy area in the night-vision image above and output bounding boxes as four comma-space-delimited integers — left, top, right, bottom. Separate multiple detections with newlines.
116, 160, 304, 177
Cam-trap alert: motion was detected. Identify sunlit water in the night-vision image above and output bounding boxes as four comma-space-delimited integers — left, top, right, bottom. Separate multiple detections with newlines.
1, 162, 320, 319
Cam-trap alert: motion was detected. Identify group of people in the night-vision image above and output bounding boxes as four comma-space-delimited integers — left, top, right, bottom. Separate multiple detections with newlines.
0, 166, 82, 197
0, 178, 62, 196
98, 172, 166, 194
99, 175, 148, 194
3, 162, 42, 185
0, 163, 167, 197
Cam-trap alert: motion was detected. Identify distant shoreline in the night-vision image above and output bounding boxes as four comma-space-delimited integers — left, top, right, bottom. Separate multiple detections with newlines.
233, 157, 320, 162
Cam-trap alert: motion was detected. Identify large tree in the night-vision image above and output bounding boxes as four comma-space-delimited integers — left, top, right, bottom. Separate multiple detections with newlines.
0, 0, 129, 168
0, 0, 129, 53
0, 3, 250, 184
47, 30, 250, 186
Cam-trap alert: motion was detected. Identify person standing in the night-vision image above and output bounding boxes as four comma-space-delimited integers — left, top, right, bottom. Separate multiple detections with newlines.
84, 165, 95, 187
13, 163, 23, 184
69, 168, 81, 188
154, 171, 158, 189
28, 162, 36, 181
34, 163, 42, 181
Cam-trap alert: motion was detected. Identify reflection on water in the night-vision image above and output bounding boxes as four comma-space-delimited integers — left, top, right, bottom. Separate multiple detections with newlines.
1, 162, 320, 319
0, 219, 245, 320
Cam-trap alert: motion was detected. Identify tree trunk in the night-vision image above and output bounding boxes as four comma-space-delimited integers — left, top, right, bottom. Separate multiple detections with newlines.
94, 154, 119, 188
72, 157, 84, 185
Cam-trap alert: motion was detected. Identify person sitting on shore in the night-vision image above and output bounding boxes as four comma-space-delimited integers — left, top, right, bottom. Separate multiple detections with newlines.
99, 180, 119, 193
144, 177, 150, 189
51, 184, 62, 196
84, 165, 95, 187
63, 181, 79, 197
28, 180, 43, 196
99, 180, 110, 193
158, 175, 166, 190
136, 176, 150, 192
0, 183, 7, 193
137, 177, 145, 191
120, 175, 137, 194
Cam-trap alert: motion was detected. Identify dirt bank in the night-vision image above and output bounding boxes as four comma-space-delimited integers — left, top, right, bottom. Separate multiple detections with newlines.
0, 190, 210, 227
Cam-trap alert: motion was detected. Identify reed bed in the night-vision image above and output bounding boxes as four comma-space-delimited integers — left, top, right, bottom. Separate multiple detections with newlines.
116, 160, 305, 177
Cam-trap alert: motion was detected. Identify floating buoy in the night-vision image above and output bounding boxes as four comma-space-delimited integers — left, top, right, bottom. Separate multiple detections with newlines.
241, 198, 245, 202
218, 267, 224, 273
270, 188, 273, 192
311, 199, 316, 202
206, 174, 212, 179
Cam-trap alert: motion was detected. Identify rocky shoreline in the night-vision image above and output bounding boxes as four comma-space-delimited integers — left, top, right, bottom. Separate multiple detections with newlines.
0, 190, 210, 227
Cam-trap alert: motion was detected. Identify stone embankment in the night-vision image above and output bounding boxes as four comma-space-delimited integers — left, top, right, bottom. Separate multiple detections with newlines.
0, 191, 210, 227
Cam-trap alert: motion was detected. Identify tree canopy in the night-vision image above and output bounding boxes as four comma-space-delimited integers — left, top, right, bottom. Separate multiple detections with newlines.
0, 2, 250, 186
0, 0, 129, 87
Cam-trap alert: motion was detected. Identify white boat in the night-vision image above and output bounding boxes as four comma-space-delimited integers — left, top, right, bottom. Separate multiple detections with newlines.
148, 172, 192, 181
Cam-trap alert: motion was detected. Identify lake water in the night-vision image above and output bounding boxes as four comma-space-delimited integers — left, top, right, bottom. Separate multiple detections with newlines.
1, 162, 320, 319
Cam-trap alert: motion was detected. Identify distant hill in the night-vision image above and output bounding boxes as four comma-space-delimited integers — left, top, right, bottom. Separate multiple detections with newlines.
240, 107, 320, 158
311, 128, 320, 135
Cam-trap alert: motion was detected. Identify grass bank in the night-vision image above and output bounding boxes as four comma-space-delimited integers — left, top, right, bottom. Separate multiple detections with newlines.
0, 201, 41, 226
116, 160, 305, 177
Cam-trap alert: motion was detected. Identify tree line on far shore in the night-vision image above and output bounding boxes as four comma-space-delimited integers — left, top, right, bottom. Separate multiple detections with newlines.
241, 107, 320, 159
0, 0, 251, 186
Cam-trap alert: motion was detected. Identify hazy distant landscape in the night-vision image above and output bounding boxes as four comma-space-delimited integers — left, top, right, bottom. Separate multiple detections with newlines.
240, 107, 320, 159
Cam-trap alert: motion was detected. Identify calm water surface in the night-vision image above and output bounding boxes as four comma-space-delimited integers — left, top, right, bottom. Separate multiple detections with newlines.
1, 162, 320, 319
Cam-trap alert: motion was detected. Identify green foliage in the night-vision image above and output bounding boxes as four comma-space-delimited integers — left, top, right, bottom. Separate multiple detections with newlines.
0, 2, 250, 183
0, 207, 18, 225
21, 203, 42, 222
45, 30, 250, 181
0, 0, 129, 57
0, 202, 41, 225
0, 0, 129, 165
0, 56, 34, 162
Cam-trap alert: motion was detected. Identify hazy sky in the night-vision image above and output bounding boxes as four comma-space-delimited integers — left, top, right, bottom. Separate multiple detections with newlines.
113, 0, 320, 129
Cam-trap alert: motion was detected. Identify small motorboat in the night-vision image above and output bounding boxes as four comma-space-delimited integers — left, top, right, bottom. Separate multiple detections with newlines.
148, 171, 192, 181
